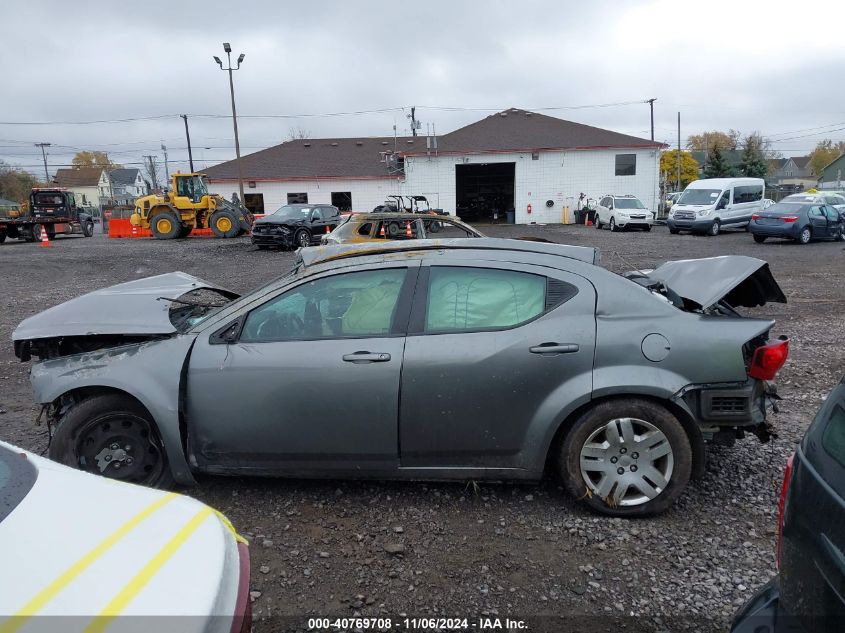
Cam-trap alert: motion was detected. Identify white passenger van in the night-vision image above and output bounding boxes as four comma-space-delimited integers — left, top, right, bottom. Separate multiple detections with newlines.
667, 178, 765, 236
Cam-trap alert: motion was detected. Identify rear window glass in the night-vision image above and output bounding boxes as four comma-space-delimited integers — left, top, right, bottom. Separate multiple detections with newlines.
822, 405, 845, 469
0, 444, 37, 524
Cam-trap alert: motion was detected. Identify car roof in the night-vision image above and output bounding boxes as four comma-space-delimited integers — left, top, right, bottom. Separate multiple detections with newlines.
686, 178, 763, 188
298, 238, 601, 269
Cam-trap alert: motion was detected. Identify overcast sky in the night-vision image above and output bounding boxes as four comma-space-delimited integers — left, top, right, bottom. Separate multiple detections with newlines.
3, 0, 845, 179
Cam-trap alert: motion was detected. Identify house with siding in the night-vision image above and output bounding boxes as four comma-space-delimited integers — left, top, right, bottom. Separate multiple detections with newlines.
52, 167, 104, 208
204, 108, 664, 224
816, 153, 845, 190
768, 156, 814, 189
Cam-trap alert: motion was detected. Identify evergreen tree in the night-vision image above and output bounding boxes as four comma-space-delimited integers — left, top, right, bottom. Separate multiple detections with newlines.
704, 146, 735, 178
739, 133, 769, 178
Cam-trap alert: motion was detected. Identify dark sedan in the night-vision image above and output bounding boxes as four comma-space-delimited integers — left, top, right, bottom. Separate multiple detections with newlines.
750, 202, 844, 244
251, 203, 342, 249
731, 374, 845, 633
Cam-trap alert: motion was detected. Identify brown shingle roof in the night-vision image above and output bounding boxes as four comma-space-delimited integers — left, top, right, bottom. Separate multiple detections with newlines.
425, 108, 664, 154
204, 136, 422, 181
205, 109, 663, 181
791, 156, 811, 169
53, 167, 104, 187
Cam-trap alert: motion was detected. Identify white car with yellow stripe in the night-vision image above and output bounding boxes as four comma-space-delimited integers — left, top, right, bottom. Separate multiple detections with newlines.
0, 440, 251, 633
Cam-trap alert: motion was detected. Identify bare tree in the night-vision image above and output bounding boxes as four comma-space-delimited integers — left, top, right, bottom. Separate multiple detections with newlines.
287, 126, 311, 141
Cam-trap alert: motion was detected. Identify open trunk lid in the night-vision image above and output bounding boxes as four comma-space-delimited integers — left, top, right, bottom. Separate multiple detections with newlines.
640, 255, 786, 311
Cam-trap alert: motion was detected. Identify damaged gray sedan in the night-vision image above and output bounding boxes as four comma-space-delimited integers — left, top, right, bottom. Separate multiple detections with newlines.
12, 239, 789, 517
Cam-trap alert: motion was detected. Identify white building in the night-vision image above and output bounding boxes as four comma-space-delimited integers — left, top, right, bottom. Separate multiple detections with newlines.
53, 167, 104, 209
205, 108, 664, 224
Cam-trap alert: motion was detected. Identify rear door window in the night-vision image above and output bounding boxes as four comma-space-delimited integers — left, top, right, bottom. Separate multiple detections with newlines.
423, 267, 570, 333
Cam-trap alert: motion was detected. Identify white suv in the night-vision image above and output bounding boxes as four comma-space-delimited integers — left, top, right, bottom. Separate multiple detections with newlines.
595, 195, 654, 232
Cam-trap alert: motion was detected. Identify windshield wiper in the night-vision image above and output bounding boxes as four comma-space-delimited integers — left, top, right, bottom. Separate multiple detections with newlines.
157, 296, 227, 308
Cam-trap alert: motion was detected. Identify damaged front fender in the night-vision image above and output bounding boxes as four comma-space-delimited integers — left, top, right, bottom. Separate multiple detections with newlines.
31, 336, 198, 485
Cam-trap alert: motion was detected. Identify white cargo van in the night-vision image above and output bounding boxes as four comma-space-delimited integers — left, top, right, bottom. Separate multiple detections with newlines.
667, 178, 765, 236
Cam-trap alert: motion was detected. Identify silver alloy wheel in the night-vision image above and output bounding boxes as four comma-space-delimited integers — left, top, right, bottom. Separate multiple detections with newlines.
579, 417, 674, 507
609, 217, 616, 232
709, 220, 720, 236
799, 227, 811, 244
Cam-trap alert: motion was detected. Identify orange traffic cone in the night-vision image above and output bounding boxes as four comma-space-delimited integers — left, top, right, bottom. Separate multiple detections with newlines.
586, 219, 593, 226
405, 221, 413, 237
379, 225, 385, 237
39, 226, 51, 248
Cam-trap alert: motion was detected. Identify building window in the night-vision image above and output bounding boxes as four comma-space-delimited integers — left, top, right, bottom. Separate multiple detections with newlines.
531, 152, 540, 160
615, 154, 636, 176
331, 192, 352, 211
287, 192, 308, 204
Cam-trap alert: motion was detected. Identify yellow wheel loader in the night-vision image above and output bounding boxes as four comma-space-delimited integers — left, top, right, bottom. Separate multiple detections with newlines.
131, 173, 253, 239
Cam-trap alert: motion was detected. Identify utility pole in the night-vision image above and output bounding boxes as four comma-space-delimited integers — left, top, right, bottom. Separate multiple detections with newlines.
35, 142, 51, 182
409, 106, 418, 137
161, 143, 169, 182
214, 43, 246, 205
181, 115, 195, 172
676, 112, 681, 192
647, 98, 656, 141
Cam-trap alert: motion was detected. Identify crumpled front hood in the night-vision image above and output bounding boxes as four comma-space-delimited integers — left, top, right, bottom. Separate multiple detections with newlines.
645, 256, 787, 310
253, 215, 301, 227
13, 272, 237, 342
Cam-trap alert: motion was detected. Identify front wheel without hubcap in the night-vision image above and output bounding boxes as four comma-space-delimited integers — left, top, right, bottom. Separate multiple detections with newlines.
295, 229, 310, 248
559, 399, 691, 517
49, 394, 173, 488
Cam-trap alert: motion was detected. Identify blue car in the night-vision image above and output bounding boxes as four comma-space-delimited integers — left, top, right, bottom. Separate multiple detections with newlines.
749, 202, 844, 244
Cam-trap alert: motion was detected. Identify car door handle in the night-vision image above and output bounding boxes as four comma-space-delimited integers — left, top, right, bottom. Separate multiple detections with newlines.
529, 343, 580, 355
342, 351, 391, 363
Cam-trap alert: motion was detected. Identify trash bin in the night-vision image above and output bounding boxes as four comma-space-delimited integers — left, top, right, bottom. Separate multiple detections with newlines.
506, 209, 515, 224
575, 210, 586, 224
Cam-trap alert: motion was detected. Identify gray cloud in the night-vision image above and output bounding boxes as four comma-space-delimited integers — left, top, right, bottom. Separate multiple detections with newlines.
3, 0, 845, 177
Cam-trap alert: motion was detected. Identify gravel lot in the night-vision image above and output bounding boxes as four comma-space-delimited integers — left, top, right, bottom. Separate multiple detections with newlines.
1, 224, 843, 632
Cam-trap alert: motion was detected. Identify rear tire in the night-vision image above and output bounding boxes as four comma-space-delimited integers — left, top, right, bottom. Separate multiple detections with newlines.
82, 221, 94, 237
642, 225, 652, 232
210, 210, 240, 238
150, 211, 180, 240
49, 394, 174, 489
0, 231, 6, 244
753, 235, 767, 243
559, 398, 692, 517
796, 226, 811, 245
176, 225, 193, 239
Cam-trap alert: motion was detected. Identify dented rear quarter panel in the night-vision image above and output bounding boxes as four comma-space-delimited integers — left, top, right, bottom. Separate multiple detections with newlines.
29, 336, 198, 484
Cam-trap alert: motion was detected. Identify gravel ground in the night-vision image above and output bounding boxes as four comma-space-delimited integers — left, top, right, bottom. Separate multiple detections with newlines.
1, 224, 843, 632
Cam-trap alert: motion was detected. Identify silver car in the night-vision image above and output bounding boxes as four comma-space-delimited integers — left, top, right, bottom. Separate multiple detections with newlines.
12, 240, 789, 517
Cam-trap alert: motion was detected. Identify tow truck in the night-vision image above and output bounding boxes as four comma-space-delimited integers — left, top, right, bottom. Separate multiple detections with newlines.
0, 188, 94, 243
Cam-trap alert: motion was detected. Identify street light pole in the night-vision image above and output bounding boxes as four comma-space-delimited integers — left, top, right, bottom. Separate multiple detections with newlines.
214, 43, 246, 206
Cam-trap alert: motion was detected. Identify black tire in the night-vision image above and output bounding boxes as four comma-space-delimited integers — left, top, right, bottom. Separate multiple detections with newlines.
753, 235, 767, 243
796, 226, 811, 245
82, 221, 94, 237
210, 210, 240, 238
49, 394, 174, 489
257, 244, 270, 250
708, 220, 721, 236
609, 217, 619, 232
669, 227, 679, 235
150, 211, 181, 240
559, 398, 692, 517
295, 229, 311, 248
28, 225, 40, 242
0, 231, 6, 244
177, 225, 193, 239
642, 225, 652, 232
595, 216, 602, 229
837, 228, 845, 242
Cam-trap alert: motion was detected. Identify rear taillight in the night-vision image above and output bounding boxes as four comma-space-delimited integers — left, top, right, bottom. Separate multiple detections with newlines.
777, 453, 794, 568
751, 213, 760, 221
781, 215, 799, 223
748, 336, 789, 380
